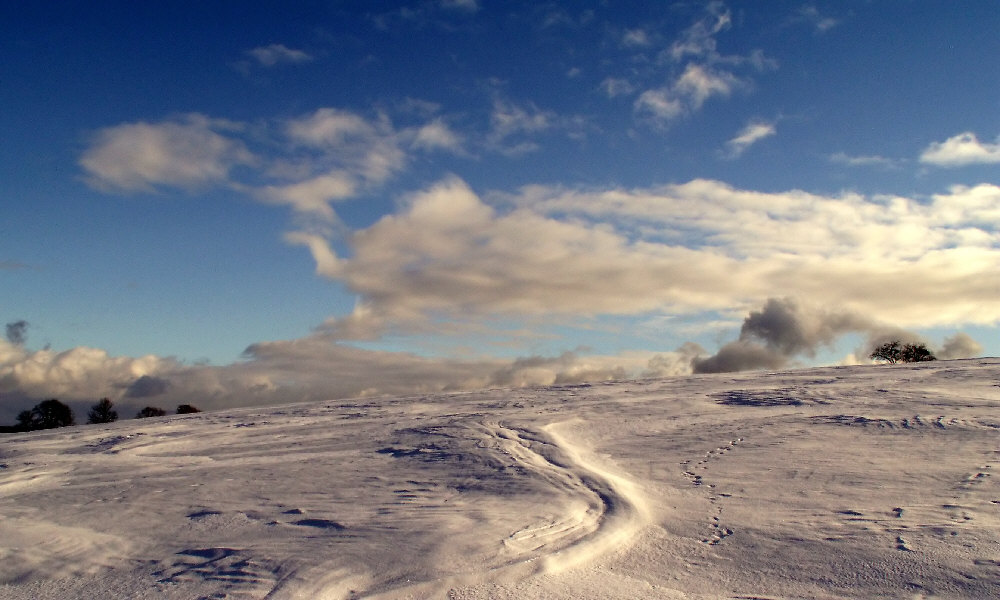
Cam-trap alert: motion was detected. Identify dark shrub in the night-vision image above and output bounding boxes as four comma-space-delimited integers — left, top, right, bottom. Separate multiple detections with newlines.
136, 406, 167, 419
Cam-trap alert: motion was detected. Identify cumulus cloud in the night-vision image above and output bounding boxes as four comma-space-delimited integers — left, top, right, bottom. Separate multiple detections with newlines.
724, 120, 776, 157
246, 43, 313, 67
285, 177, 1000, 348
0, 332, 679, 422
0, 339, 174, 408
508, 179, 1000, 328
920, 132, 1000, 167
80, 114, 255, 193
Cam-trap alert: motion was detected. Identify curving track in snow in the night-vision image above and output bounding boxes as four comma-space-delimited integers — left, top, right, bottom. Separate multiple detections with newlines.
489, 420, 650, 574
346, 419, 651, 598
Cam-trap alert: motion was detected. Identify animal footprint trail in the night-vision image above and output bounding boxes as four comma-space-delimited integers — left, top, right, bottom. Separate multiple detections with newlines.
678, 436, 745, 546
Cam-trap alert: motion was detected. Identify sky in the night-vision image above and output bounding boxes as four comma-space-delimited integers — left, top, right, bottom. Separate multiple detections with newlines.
2, 1, 999, 418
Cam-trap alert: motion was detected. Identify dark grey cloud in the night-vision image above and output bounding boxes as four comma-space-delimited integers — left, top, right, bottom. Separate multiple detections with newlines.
938, 332, 983, 360
693, 298, 874, 374
125, 375, 171, 398
692, 297, 984, 374
5, 320, 28, 346
691, 339, 785, 374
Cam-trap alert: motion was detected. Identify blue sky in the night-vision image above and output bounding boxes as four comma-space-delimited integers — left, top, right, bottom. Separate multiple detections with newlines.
2, 1, 999, 416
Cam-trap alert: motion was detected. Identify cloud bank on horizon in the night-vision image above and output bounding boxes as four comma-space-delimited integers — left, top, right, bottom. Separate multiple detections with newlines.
2, 1, 998, 418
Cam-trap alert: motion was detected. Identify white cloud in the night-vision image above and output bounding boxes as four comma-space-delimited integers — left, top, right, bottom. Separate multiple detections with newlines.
0, 335, 678, 419
628, 3, 768, 125
489, 99, 552, 142
504, 180, 1000, 328
246, 43, 313, 67
829, 152, 901, 169
287, 177, 1000, 345
797, 6, 840, 32
668, 2, 731, 61
601, 78, 635, 98
0, 339, 174, 404
634, 89, 684, 122
920, 132, 1000, 167
411, 119, 464, 153
285, 108, 408, 184
439, 0, 479, 11
484, 98, 587, 155
674, 64, 739, 109
635, 65, 740, 124
724, 120, 776, 157
80, 115, 255, 193
258, 172, 357, 221
623, 28, 651, 48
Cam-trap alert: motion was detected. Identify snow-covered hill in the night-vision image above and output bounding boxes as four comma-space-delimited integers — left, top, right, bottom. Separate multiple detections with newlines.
2, 359, 999, 599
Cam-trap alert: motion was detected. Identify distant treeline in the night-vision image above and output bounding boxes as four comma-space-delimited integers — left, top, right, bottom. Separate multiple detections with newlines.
0, 398, 201, 433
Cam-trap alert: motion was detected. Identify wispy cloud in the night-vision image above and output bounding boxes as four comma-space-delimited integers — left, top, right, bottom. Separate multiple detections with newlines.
829, 152, 902, 169
0, 260, 31, 271
632, 3, 770, 126
920, 132, 1000, 166
246, 43, 313, 67
667, 1, 732, 61
724, 120, 776, 158
439, 0, 480, 12
411, 119, 465, 153
485, 98, 585, 155
600, 77, 635, 98
622, 28, 651, 48
795, 5, 840, 33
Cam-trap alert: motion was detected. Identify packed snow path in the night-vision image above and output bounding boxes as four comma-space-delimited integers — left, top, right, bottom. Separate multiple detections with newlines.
2, 359, 1000, 598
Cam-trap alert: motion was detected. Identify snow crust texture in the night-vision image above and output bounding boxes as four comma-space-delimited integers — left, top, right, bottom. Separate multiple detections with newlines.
1, 359, 999, 599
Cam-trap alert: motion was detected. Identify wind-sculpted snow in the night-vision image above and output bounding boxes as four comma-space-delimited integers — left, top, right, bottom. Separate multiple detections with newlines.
2, 359, 1000, 598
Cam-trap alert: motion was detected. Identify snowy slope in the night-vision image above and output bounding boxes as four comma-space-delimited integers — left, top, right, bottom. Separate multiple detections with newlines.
1, 359, 999, 599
